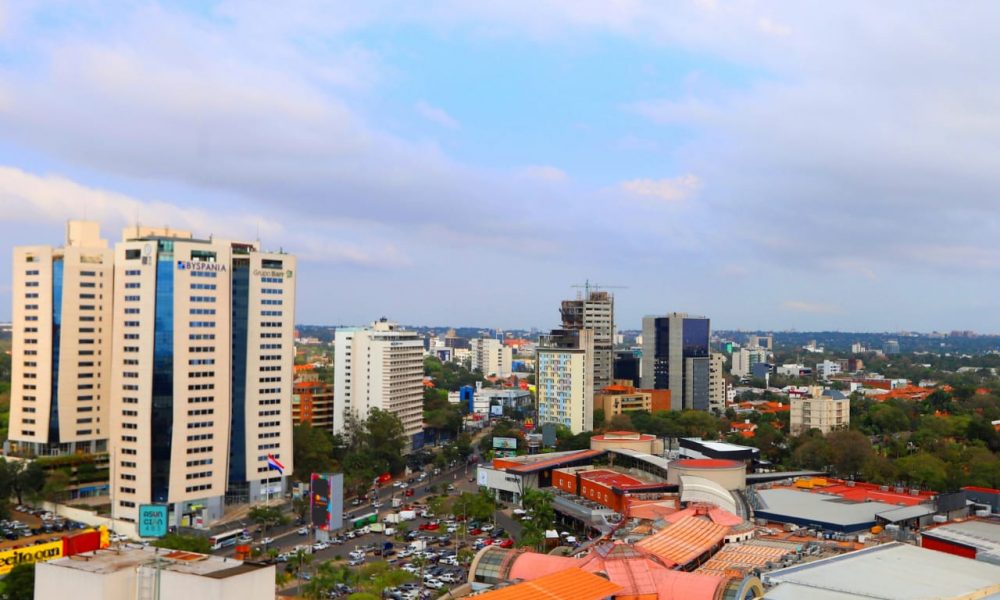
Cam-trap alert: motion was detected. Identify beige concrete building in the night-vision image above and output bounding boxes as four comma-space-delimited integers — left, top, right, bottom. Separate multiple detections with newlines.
469, 337, 512, 377
536, 328, 594, 434
35, 546, 274, 600
9, 221, 114, 456
731, 347, 768, 378
560, 290, 614, 391
109, 227, 295, 525
708, 352, 727, 414
790, 386, 850, 435
333, 319, 424, 450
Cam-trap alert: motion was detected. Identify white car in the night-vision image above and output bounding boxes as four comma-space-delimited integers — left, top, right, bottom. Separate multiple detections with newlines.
446, 525, 457, 533
312, 542, 329, 551
297, 527, 308, 535
481, 524, 494, 532
424, 580, 444, 590
439, 574, 458, 583
260, 537, 274, 545
393, 481, 403, 488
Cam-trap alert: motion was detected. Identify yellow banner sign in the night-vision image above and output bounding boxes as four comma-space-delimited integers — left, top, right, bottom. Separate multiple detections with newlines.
0, 540, 63, 575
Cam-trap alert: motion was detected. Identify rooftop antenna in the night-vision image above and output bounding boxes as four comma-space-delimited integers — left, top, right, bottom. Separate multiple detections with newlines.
570, 280, 628, 297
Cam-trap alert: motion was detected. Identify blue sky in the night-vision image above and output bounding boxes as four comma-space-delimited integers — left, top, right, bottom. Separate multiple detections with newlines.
2, 1, 1000, 332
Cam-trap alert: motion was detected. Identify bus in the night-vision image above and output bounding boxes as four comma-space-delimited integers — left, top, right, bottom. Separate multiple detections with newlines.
210, 528, 246, 550
352, 512, 378, 529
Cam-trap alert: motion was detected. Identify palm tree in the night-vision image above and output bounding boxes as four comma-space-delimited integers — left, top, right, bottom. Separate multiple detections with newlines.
290, 548, 313, 591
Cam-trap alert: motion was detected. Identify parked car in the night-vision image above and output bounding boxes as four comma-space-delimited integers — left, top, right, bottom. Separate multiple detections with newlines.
297, 527, 308, 535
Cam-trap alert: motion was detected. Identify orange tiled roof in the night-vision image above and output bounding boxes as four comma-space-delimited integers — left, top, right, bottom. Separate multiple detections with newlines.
634, 515, 729, 568
473, 567, 621, 600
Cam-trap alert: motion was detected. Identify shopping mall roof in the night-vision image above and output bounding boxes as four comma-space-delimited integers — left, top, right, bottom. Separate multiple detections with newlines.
579, 469, 645, 488
922, 519, 1000, 565
672, 458, 745, 470
791, 478, 936, 506
698, 540, 796, 577
875, 503, 936, 523
679, 438, 760, 461
762, 542, 1000, 599
754, 488, 898, 533
634, 514, 730, 568
679, 475, 739, 515
491, 542, 754, 600
473, 567, 621, 600
494, 449, 605, 474
605, 447, 672, 471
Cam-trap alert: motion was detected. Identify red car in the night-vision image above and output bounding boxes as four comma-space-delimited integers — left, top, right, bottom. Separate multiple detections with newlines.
418, 523, 430, 531
424, 522, 440, 531
483, 538, 494, 546
404, 489, 414, 497
469, 528, 482, 536
498, 538, 513, 548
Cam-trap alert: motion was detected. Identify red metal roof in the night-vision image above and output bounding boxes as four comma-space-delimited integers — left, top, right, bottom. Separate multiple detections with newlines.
504, 449, 605, 474
672, 459, 744, 469
579, 469, 644, 488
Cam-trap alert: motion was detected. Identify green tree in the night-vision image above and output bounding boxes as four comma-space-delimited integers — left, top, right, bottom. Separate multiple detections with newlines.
249, 505, 289, 535
896, 452, 949, 491
869, 404, 910, 434
292, 424, 335, 481
518, 489, 555, 551
593, 408, 606, 429
827, 430, 874, 478
792, 436, 833, 471
1, 563, 34, 600
151, 534, 212, 553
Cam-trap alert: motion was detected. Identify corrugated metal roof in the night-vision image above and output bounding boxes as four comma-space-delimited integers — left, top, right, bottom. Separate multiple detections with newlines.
473, 567, 621, 600
634, 515, 729, 568
763, 542, 1000, 599
875, 503, 935, 522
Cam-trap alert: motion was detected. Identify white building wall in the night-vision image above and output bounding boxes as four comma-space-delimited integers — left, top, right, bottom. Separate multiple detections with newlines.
10, 221, 113, 455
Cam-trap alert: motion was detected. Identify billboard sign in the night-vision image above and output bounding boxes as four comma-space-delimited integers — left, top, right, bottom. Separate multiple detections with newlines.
493, 437, 517, 450
310, 473, 344, 532
138, 504, 168, 538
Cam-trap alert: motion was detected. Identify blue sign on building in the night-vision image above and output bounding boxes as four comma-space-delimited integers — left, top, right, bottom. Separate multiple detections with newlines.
138, 504, 168, 538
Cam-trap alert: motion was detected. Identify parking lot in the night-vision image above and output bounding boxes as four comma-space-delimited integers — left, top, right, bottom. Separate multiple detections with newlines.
274, 461, 488, 598
0, 506, 95, 552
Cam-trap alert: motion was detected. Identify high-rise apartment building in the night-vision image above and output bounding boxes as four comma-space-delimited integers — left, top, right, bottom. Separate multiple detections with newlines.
708, 352, 727, 413
292, 365, 334, 431
640, 313, 710, 411
730, 347, 768, 378
560, 291, 614, 391
109, 226, 295, 525
9, 221, 114, 456
536, 328, 594, 434
469, 337, 512, 377
333, 319, 424, 451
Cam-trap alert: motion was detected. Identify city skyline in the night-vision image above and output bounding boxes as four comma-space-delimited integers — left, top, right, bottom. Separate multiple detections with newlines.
3, 3, 1000, 332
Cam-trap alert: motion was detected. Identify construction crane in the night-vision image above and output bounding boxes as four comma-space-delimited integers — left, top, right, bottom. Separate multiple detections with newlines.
571, 279, 628, 297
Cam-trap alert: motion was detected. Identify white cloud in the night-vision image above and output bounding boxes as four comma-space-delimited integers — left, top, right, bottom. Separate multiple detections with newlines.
415, 101, 460, 129
757, 17, 792, 37
781, 301, 841, 315
620, 174, 700, 202
518, 165, 568, 183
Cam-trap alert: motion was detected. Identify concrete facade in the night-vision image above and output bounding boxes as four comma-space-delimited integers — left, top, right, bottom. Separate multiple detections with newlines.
333, 319, 424, 450
9, 221, 113, 456
560, 291, 615, 392
35, 546, 275, 600
789, 387, 850, 435
109, 227, 295, 524
708, 352, 727, 413
536, 329, 594, 434
469, 337, 512, 377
